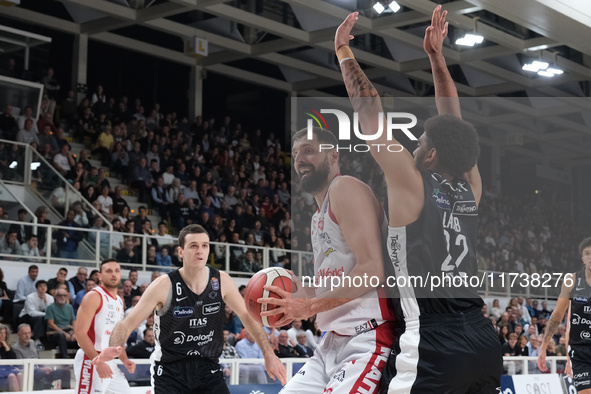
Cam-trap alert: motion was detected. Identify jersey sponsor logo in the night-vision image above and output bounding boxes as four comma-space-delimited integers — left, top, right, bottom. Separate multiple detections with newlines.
189, 317, 207, 328
208, 291, 218, 300
575, 372, 589, 379
173, 306, 194, 318
452, 201, 477, 216
442, 211, 461, 232
333, 369, 345, 382
195, 301, 203, 306
297, 369, 305, 375
390, 235, 401, 271
585, 306, 591, 314
572, 313, 591, 326
176, 296, 188, 302
316, 266, 344, 279
357, 351, 386, 392
574, 297, 589, 304
211, 277, 220, 291
319, 220, 325, 231
319, 232, 332, 244
79, 359, 92, 394
355, 319, 379, 334
432, 188, 450, 210
172, 330, 215, 346
203, 302, 221, 315
187, 349, 201, 356
581, 331, 591, 340
324, 248, 336, 257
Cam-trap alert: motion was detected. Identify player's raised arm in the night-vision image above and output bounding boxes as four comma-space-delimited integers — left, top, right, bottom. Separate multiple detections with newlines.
221, 271, 287, 386
336, 13, 423, 226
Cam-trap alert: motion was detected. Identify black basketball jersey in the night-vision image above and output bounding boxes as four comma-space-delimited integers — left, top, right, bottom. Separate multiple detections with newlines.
388, 171, 483, 317
570, 269, 591, 347
153, 267, 226, 363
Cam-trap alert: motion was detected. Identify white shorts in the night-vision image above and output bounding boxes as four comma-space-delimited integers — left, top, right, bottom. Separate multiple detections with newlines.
280, 324, 394, 394
74, 349, 132, 394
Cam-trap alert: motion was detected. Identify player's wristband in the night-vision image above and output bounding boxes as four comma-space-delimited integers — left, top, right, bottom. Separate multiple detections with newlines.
336, 45, 355, 65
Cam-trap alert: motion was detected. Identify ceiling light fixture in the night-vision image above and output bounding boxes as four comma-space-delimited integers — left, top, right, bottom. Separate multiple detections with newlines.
373, 1, 400, 14
522, 59, 564, 77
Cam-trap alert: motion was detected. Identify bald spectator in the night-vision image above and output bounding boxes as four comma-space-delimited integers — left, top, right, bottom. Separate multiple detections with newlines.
275, 330, 298, 358
12, 324, 37, 359
68, 267, 87, 298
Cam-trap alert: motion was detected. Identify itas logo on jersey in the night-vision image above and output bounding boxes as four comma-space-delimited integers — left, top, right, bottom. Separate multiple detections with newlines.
190, 318, 207, 328
203, 302, 221, 315
585, 306, 591, 314
432, 188, 450, 210
173, 306, 194, 318
211, 277, 220, 291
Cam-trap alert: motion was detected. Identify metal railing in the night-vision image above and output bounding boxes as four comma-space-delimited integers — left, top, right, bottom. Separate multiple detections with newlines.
0, 355, 570, 392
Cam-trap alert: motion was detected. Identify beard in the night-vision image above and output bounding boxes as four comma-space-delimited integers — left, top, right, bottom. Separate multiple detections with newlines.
299, 157, 330, 194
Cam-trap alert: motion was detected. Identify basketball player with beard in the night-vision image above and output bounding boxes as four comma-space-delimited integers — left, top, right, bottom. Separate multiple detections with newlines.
74, 259, 135, 394
335, 6, 502, 393
259, 127, 397, 393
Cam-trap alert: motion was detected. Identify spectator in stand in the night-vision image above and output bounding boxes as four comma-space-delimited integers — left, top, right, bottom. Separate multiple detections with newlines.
0, 268, 14, 330
14, 265, 39, 304
112, 142, 130, 181
68, 267, 87, 298
111, 186, 129, 216
121, 280, 133, 309
152, 177, 172, 219
0, 324, 20, 392
54, 209, 83, 260
295, 331, 314, 358
235, 330, 268, 384
171, 193, 189, 230
275, 330, 298, 358
116, 239, 140, 266
184, 180, 201, 204
220, 329, 240, 383
126, 327, 155, 359
118, 206, 131, 226
154, 222, 175, 248
131, 157, 154, 203
19, 280, 53, 346
502, 333, 520, 375
305, 321, 322, 351
47, 267, 70, 297
145, 245, 158, 268
73, 278, 96, 314
0, 104, 19, 141
97, 186, 115, 222
93, 125, 114, 166
239, 250, 260, 273
45, 289, 77, 358
17, 106, 38, 134
16, 119, 39, 145
0, 229, 22, 259
12, 324, 36, 359
53, 144, 75, 177
517, 335, 529, 356
9, 208, 28, 244
156, 247, 172, 269
21, 234, 41, 262
132, 206, 149, 232
128, 270, 141, 297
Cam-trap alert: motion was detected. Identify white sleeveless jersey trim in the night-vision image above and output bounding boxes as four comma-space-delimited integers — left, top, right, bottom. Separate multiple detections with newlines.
312, 176, 392, 336
89, 286, 125, 352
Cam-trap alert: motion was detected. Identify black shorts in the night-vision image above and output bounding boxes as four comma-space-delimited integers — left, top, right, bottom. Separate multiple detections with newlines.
570, 346, 591, 391
152, 357, 230, 394
380, 308, 502, 394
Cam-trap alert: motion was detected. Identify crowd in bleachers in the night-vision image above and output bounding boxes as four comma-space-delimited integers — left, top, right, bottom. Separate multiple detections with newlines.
482, 296, 567, 375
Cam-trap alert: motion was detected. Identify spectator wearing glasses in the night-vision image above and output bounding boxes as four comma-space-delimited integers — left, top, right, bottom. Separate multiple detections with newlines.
45, 289, 77, 358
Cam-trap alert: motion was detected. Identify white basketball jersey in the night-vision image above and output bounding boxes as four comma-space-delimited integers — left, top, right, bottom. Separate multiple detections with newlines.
311, 176, 394, 336
87, 286, 125, 351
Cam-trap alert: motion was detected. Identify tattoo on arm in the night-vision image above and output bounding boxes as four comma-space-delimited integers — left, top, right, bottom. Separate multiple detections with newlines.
341, 61, 378, 98
544, 319, 560, 342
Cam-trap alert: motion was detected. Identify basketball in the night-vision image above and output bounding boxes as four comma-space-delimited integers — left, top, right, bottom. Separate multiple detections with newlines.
244, 267, 295, 328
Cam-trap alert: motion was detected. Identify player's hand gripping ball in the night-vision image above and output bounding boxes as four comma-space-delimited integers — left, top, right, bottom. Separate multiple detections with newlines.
244, 267, 296, 327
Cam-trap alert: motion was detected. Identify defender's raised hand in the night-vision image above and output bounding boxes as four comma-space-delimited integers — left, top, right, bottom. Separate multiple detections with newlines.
335, 12, 359, 52
424, 5, 448, 56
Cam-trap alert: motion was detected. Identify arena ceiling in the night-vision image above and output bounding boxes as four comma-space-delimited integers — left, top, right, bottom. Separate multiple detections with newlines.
1, 0, 591, 167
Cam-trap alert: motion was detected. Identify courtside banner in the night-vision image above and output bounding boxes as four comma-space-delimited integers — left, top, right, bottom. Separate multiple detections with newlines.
290, 97, 591, 299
